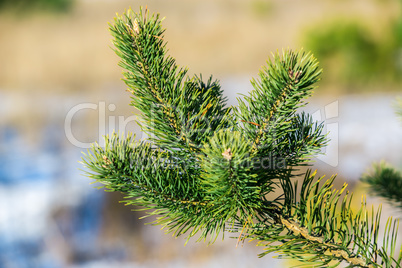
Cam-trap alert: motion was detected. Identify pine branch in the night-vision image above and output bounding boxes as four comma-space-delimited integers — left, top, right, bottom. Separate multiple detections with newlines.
249, 170, 401, 267
235, 50, 321, 153
81, 8, 402, 267
109, 8, 230, 153
360, 101, 402, 209
361, 161, 402, 208
81, 133, 223, 242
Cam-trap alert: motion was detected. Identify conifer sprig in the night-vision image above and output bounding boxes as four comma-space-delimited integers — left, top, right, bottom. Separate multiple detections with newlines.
109, 7, 230, 153
362, 161, 402, 208
82, 8, 402, 267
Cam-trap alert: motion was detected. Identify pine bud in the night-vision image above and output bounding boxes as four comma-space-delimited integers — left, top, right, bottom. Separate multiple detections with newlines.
133, 18, 140, 35
222, 148, 232, 161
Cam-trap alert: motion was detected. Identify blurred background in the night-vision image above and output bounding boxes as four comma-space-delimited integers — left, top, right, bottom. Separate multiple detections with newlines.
0, 0, 401, 267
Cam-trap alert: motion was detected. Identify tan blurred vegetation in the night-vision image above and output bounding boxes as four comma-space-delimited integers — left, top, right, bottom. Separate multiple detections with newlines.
0, 0, 400, 94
